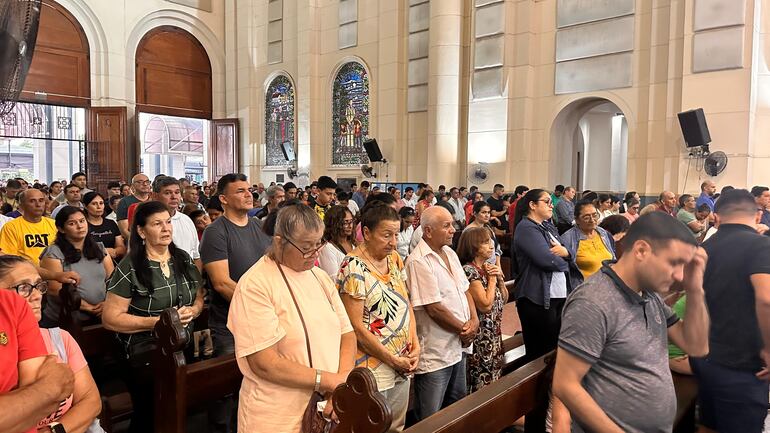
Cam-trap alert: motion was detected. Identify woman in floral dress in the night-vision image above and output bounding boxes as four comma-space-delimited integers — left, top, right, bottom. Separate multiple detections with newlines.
456, 226, 508, 392
337, 202, 420, 433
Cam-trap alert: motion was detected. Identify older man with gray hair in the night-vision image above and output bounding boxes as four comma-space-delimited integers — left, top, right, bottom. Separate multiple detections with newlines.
254, 185, 285, 220
405, 206, 479, 421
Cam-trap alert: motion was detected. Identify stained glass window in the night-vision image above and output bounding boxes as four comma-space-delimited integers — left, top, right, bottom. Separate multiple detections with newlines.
332, 62, 370, 166
265, 75, 295, 166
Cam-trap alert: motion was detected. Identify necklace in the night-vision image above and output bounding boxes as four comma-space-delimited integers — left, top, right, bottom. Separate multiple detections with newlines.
147, 252, 172, 278
360, 247, 389, 276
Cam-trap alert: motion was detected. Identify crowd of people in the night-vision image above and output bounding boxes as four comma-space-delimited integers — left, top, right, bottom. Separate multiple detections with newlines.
0, 172, 768, 433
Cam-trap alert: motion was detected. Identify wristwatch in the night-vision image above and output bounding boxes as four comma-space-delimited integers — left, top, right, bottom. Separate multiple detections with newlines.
48, 422, 66, 433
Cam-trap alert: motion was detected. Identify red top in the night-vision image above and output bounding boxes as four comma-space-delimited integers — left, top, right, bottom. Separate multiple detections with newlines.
508, 198, 521, 233
128, 202, 140, 228
0, 289, 47, 393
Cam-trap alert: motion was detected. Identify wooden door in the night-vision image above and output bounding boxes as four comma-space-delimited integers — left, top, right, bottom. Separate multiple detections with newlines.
87, 107, 127, 193
209, 118, 239, 181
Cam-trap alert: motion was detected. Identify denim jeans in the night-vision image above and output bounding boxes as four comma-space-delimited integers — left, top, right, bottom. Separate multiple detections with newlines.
691, 357, 770, 433
413, 357, 467, 422
208, 324, 238, 433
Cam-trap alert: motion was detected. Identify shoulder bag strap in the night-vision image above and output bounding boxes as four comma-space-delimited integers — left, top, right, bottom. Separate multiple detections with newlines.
277, 262, 314, 368
48, 327, 68, 363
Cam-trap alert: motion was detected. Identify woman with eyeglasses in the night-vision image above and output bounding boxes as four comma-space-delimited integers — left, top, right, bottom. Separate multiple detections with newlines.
228, 203, 355, 433
39, 206, 115, 328
512, 189, 572, 431
102, 201, 204, 433
318, 205, 356, 277
464, 201, 502, 267
623, 198, 641, 223
560, 200, 616, 289
0, 255, 104, 433
397, 206, 416, 259
337, 202, 419, 433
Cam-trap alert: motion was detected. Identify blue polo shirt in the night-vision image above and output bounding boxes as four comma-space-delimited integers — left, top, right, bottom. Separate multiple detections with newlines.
696, 192, 715, 211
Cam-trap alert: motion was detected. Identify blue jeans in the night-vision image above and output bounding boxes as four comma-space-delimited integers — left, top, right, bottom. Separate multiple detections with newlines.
413, 357, 467, 421
208, 324, 238, 433
690, 357, 769, 433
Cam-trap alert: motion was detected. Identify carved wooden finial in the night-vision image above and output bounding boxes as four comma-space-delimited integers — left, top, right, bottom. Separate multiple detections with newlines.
333, 367, 392, 433
153, 308, 188, 356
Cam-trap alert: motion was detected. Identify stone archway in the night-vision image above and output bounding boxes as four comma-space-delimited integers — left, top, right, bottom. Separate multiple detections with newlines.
549, 97, 628, 192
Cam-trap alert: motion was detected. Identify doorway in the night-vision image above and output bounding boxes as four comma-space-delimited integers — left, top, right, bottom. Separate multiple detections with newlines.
549, 98, 628, 192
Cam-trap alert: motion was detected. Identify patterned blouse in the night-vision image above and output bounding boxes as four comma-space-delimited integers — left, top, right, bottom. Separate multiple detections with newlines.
337, 250, 411, 391
463, 263, 504, 393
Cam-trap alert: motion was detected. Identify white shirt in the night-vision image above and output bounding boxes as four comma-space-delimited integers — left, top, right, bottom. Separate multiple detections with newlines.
406, 239, 471, 374
171, 211, 200, 260
409, 225, 423, 254
0, 214, 12, 232
448, 197, 466, 224
545, 231, 567, 298
397, 226, 414, 260
347, 200, 360, 216
51, 202, 84, 219
318, 242, 346, 278
402, 196, 418, 209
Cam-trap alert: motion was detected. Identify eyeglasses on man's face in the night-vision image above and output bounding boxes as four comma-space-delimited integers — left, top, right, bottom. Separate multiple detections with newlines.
284, 237, 327, 259
12, 280, 48, 298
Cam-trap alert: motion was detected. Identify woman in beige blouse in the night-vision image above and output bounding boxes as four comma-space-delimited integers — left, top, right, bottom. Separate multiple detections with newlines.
228, 203, 356, 433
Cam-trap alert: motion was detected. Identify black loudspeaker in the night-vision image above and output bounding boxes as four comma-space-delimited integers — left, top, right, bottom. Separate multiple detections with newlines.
677, 108, 711, 148
281, 141, 296, 161
363, 138, 384, 162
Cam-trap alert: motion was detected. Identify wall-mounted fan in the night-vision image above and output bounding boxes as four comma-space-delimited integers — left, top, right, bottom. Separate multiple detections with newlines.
703, 151, 727, 177
0, 0, 42, 116
361, 164, 376, 179
287, 165, 298, 179
468, 163, 490, 185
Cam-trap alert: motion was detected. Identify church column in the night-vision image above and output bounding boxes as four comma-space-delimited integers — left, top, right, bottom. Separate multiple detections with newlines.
426, 0, 464, 186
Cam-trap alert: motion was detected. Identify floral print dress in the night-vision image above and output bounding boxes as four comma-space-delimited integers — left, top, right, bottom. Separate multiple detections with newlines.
463, 263, 504, 393
337, 250, 411, 391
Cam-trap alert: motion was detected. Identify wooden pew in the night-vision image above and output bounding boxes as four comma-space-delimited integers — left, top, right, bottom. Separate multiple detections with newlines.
58, 284, 131, 432
335, 352, 555, 433
153, 307, 242, 433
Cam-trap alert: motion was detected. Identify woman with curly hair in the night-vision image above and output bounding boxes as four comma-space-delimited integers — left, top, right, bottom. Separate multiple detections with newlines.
318, 205, 355, 277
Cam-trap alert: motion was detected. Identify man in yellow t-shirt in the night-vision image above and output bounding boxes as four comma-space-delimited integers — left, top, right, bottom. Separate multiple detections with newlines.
0, 188, 56, 265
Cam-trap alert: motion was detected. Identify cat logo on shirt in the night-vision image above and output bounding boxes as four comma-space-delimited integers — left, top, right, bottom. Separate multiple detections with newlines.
0, 331, 8, 345
24, 234, 50, 248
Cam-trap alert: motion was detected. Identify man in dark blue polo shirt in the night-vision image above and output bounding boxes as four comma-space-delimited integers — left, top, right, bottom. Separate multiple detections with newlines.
693, 189, 770, 433
554, 213, 710, 433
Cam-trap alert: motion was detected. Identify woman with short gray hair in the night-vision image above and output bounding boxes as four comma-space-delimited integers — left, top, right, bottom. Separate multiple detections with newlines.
228, 202, 356, 433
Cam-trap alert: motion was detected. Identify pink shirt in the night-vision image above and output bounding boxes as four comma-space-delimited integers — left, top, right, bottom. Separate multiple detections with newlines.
228, 257, 353, 433
623, 212, 639, 224
36, 328, 88, 428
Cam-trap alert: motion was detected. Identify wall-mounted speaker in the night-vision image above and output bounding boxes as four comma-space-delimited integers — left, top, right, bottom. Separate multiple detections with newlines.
677, 108, 711, 148
363, 138, 384, 162
281, 141, 296, 161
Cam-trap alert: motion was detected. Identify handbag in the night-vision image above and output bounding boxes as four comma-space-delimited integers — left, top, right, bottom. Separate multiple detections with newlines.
277, 263, 338, 433
125, 268, 192, 366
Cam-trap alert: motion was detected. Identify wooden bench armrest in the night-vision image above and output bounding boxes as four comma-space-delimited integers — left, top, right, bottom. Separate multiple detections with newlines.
404, 352, 553, 433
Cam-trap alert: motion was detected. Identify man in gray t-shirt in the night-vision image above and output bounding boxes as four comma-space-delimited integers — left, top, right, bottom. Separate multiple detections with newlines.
553, 212, 709, 433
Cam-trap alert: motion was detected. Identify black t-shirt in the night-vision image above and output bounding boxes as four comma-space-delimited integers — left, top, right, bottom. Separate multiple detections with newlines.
702, 223, 770, 371
88, 219, 121, 249
200, 216, 271, 330
487, 196, 507, 230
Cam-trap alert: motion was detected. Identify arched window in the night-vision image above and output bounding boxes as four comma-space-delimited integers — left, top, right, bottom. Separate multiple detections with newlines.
265, 75, 295, 166
331, 62, 370, 166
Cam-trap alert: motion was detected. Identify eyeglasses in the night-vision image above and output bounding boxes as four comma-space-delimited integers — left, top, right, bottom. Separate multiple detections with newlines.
12, 280, 48, 298
284, 237, 327, 259
538, 199, 553, 206
580, 212, 601, 221
342, 219, 354, 226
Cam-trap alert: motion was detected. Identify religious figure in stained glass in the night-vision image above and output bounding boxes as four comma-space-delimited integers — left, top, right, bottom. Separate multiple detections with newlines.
265, 75, 295, 166
332, 62, 369, 166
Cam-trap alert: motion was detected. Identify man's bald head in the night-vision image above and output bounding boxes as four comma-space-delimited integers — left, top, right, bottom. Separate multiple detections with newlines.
421, 206, 455, 248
